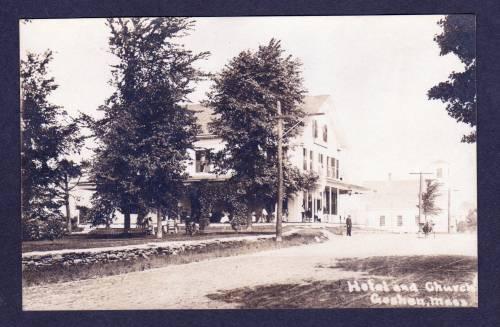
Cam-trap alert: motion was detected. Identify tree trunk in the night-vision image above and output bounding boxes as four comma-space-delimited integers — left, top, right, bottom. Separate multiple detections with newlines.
65, 196, 72, 233
124, 210, 131, 234
137, 212, 144, 229
246, 205, 253, 231
64, 176, 72, 234
156, 207, 163, 239
255, 207, 262, 223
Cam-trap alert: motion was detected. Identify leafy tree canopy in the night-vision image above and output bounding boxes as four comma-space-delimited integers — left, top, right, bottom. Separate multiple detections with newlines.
21, 50, 84, 240
419, 179, 442, 220
87, 18, 209, 227
428, 15, 476, 143
206, 39, 317, 219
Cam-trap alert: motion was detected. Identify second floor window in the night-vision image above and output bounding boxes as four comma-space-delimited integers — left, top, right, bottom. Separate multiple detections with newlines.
313, 120, 318, 139
322, 125, 328, 142
195, 150, 210, 173
397, 215, 403, 226
309, 150, 314, 170
303, 148, 307, 170
328, 156, 336, 178
380, 216, 386, 227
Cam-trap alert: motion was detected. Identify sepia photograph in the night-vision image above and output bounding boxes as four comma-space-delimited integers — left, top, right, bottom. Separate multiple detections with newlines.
20, 15, 477, 310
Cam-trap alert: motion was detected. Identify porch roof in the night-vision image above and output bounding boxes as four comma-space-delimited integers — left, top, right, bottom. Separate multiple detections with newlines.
76, 179, 96, 191
325, 178, 372, 193
186, 174, 230, 183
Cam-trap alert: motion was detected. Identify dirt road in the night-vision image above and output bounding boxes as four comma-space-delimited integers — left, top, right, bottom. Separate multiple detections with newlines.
23, 232, 477, 310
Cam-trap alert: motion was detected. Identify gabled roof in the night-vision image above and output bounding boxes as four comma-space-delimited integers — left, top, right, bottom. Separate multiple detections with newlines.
362, 179, 420, 210
303, 95, 348, 149
187, 95, 334, 136
302, 95, 330, 115
187, 103, 217, 135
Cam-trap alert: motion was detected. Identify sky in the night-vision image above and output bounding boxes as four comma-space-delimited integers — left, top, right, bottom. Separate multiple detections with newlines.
19, 15, 477, 208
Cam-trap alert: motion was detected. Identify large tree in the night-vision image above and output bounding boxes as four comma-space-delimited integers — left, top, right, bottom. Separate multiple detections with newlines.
21, 51, 83, 240
206, 39, 317, 228
88, 18, 208, 236
428, 15, 476, 143
420, 179, 442, 222
55, 159, 87, 233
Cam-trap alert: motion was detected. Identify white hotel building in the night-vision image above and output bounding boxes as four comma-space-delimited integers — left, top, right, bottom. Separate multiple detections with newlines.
185, 94, 369, 223
72, 95, 369, 226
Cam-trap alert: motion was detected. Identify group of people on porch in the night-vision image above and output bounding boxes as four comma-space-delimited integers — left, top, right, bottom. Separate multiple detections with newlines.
301, 205, 325, 223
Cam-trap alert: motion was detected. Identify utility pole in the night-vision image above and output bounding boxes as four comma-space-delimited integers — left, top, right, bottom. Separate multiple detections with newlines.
156, 207, 163, 239
276, 101, 283, 242
448, 187, 451, 234
409, 172, 432, 225
448, 188, 459, 233
275, 102, 324, 242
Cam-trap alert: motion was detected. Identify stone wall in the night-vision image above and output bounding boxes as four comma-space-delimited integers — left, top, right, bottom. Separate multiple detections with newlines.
22, 235, 287, 271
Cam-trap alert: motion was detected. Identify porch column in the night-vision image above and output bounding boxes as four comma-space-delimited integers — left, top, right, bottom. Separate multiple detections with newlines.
330, 188, 334, 217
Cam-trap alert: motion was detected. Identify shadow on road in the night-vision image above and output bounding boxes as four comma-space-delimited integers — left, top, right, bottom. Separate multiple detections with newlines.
206, 255, 477, 308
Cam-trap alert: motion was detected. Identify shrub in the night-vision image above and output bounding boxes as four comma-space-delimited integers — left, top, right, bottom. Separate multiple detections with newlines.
45, 215, 67, 240
22, 214, 66, 241
457, 220, 468, 233
22, 217, 45, 241
466, 208, 477, 230
230, 215, 248, 232
199, 216, 210, 231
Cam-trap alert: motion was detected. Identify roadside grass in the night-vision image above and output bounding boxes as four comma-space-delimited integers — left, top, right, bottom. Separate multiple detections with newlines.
206, 255, 478, 308
23, 229, 325, 287
325, 226, 344, 235
22, 231, 279, 253
325, 225, 396, 236
22, 222, 296, 253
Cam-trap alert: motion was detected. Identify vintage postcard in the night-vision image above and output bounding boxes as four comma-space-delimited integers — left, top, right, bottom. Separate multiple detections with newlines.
20, 15, 477, 310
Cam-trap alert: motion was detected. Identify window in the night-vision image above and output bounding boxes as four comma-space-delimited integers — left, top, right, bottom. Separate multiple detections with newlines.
319, 153, 324, 172
336, 159, 340, 179
331, 188, 338, 215
313, 120, 318, 138
437, 168, 443, 178
397, 215, 403, 226
329, 157, 335, 178
303, 148, 307, 170
415, 215, 420, 225
195, 150, 210, 173
324, 187, 330, 214
380, 216, 386, 227
323, 125, 328, 142
309, 150, 314, 170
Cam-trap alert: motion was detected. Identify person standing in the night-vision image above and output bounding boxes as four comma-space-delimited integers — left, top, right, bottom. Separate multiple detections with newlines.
346, 215, 352, 236
316, 207, 323, 223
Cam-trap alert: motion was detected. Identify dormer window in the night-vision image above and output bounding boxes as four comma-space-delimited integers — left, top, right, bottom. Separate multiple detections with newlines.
322, 125, 328, 142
